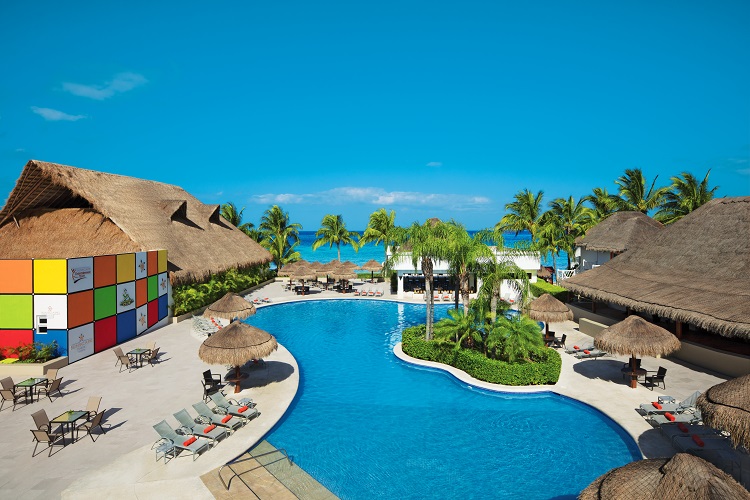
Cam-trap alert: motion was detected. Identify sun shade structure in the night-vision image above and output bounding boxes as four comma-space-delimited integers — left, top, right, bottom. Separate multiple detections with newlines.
202, 292, 256, 321
0, 160, 272, 286
696, 374, 750, 451
526, 293, 573, 337
575, 211, 664, 253
277, 260, 310, 276
198, 320, 278, 392
594, 315, 681, 388
361, 259, 383, 281
563, 197, 750, 340
579, 453, 750, 500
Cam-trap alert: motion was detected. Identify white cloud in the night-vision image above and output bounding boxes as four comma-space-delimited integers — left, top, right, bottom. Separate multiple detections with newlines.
62, 72, 147, 100
30, 107, 86, 121
426, 161, 442, 167
737, 168, 750, 176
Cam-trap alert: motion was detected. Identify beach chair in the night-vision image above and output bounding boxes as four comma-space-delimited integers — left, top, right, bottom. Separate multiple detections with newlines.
192, 401, 243, 432
173, 409, 228, 447
645, 366, 667, 390
210, 393, 258, 422
152, 420, 210, 461
375, 290, 383, 297
36, 378, 63, 402
443, 294, 451, 302
192, 315, 218, 336
368, 289, 375, 297
564, 344, 593, 355
649, 409, 702, 427
639, 391, 701, 416
75, 410, 107, 442
550, 334, 566, 350
574, 349, 607, 360
31, 429, 65, 457
353, 289, 360, 296
262, 297, 270, 303
660, 422, 723, 445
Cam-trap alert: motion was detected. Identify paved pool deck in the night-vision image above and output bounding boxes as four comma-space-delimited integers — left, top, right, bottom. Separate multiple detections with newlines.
0, 277, 741, 498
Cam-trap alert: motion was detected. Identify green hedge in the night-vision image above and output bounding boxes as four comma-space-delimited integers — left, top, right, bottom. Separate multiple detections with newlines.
530, 280, 569, 301
401, 326, 561, 385
172, 266, 274, 316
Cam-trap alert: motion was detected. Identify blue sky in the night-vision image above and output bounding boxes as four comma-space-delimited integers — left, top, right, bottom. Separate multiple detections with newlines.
1, 1, 748, 230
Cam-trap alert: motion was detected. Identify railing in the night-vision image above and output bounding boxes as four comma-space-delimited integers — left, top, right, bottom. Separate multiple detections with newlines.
218, 447, 293, 495
556, 269, 576, 281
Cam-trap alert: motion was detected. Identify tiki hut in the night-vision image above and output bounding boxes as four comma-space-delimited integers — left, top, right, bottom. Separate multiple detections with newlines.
361, 259, 383, 281
696, 374, 750, 451
575, 211, 663, 254
563, 197, 750, 340
526, 293, 573, 337
198, 320, 278, 392
202, 292, 256, 321
579, 453, 750, 500
0, 160, 272, 285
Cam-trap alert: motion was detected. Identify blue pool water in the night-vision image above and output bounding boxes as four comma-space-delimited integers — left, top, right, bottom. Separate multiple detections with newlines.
247, 301, 639, 499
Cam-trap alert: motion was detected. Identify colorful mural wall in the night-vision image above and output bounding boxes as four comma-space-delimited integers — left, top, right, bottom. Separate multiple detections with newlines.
0, 250, 169, 363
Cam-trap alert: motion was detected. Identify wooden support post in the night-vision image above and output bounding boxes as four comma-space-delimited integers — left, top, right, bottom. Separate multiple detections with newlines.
675, 321, 683, 339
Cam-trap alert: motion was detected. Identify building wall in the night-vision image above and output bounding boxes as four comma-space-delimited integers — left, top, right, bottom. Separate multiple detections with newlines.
0, 250, 170, 363
576, 248, 611, 271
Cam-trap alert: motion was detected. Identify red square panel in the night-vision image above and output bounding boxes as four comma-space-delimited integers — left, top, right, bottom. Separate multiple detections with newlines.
94, 255, 117, 288
0, 329, 34, 358
94, 316, 117, 352
147, 300, 158, 327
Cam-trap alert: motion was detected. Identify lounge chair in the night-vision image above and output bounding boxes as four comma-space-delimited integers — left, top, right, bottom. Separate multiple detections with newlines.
210, 393, 258, 422
173, 409, 228, 447
375, 290, 383, 297
564, 344, 594, 355
639, 391, 701, 415
75, 410, 107, 442
574, 349, 607, 360
672, 433, 735, 454
36, 378, 63, 401
353, 289, 360, 296
1, 389, 22, 411
645, 366, 667, 390
443, 294, 451, 301
660, 422, 723, 445
262, 297, 270, 303
649, 409, 702, 427
152, 420, 210, 461
31, 429, 65, 457
192, 315, 218, 336
192, 401, 243, 432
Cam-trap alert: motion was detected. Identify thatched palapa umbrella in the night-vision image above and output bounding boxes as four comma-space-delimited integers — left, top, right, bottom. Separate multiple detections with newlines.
289, 265, 318, 295
594, 315, 681, 388
579, 453, 750, 500
202, 292, 255, 321
526, 293, 573, 337
277, 259, 310, 276
696, 374, 750, 451
361, 259, 383, 282
199, 320, 278, 393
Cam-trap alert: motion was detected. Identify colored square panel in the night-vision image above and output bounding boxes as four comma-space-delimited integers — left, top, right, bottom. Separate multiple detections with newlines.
147, 275, 158, 301
34, 329, 68, 357
135, 279, 147, 307
135, 252, 148, 280
68, 257, 94, 293
68, 323, 94, 363
147, 300, 158, 327
147, 251, 158, 276
0, 295, 33, 329
157, 250, 167, 273
116, 253, 136, 283
94, 316, 117, 352
33, 295, 68, 329
136, 304, 148, 335
94, 285, 116, 320
33, 259, 67, 294
68, 290, 94, 328
94, 255, 117, 288
116, 309, 137, 344
158, 294, 168, 320
0, 260, 32, 293
157, 272, 169, 297
116, 282, 136, 313
0, 329, 33, 358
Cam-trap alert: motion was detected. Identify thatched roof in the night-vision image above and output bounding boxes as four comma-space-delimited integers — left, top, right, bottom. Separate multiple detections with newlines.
0, 160, 271, 285
594, 315, 682, 357
579, 453, 750, 500
563, 197, 750, 339
575, 211, 663, 253
360, 259, 383, 272
198, 320, 278, 366
202, 292, 256, 321
277, 260, 310, 276
526, 294, 573, 323
697, 374, 750, 451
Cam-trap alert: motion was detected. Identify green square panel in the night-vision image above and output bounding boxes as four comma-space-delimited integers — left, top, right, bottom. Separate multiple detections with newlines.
147, 275, 158, 301
0, 295, 33, 329
94, 285, 117, 320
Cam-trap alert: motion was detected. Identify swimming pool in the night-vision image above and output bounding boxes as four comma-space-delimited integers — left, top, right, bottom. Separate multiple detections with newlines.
247, 300, 640, 499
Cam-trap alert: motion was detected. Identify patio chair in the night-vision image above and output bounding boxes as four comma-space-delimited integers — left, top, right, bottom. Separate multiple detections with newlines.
574, 349, 607, 360
0, 376, 19, 393
551, 334, 567, 350
210, 392, 258, 422
152, 420, 209, 461
31, 429, 65, 457
118, 355, 136, 373
1, 389, 23, 411
639, 391, 701, 416
645, 366, 667, 390
564, 344, 594, 355
191, 401, 243, 432
75, 410, 107, 442
146, 341, 156, 352
173, 409, 228, 447
36, 377, 63, 402
31, 409, 59, 435
45, 368, 59, 381
113, 347, 125, 366
146, 347, 161, 366
649, 409, 702, 427
85, 396, 102, 419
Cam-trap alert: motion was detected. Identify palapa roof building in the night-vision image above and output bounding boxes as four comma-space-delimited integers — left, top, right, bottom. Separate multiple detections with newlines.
0, 160, 271, 285
563, 197, 750, 340
575, 211, 663, 254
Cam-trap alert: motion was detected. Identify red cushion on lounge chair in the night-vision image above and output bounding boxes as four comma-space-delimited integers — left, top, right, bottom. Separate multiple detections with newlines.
204, 424, 216, 433
652, 402, 662, 410
692, 434, 704, 447
665, 412, 676, 422
238, 405, 249, 413
677, 423, 689, 433
573, 345, 579, 350
583, 350, 590, 355
183, 436, 197, 446
221, 415, 232, 423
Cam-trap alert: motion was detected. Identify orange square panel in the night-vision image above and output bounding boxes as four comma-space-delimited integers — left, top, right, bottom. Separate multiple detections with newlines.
94, 255, 117, 288
68, 290, 94, 329
147, 251, 158, 276
0, 260, 33, 293
135, 279, 147, 307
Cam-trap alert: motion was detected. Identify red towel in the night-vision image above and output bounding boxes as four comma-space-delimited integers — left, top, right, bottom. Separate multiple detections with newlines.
692, 434, 704, 447
183, 436, 197, 446
652, 402, 662, 410
583, 350, 590, 355
665, 412, 676, 422
238, 405, 249, 413
677, 423, 689, 433
573, 345, 580, 350
203, 424, 216, 433
221, 415, 232, 423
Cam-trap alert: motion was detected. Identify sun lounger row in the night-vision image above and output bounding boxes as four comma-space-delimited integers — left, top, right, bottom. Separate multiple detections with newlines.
353, 289, 383, 297
244, 295, 271, 305
639, 391, 701, 416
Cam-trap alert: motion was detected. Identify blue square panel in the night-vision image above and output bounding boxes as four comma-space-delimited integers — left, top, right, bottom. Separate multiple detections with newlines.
158, 294, 168, 321
34, 329, 68, 357
116, 309, 137, 344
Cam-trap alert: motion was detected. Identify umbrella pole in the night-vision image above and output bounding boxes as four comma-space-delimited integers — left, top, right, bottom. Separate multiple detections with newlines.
630, 354, 638, 389
234, 365, 242, 393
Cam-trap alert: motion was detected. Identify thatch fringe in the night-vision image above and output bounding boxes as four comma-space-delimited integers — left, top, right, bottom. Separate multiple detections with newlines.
696, 374, 750, 451
594, 315, 682, 357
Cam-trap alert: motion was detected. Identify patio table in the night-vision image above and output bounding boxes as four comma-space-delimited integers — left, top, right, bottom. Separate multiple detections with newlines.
127, 348, 151, 367
51, 410, 88, 445
14, 377, 47, 404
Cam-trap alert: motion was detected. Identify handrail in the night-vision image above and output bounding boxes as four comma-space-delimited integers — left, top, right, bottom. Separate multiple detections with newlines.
218, 447, 293, 494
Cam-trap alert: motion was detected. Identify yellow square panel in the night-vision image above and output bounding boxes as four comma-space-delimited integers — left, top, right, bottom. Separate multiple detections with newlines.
157, 250, 167, 273
33, 259, 67, 294
117, 253, 136, 283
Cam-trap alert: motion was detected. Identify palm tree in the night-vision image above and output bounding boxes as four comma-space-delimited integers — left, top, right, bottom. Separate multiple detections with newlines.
493, 315, 544, 363
259, 205, 303, 272
584, 187, 617, 223
220, 202, 259, 239
655, 170, 718, 224
612, 168, 669, 213
474, 244, 531, 322
360, 208, 398, 268
542, 196, 593, 269
312, 214, 360, 261
446, 222, 493, 314
495, 189, 545, 239
433, 308, 482, 349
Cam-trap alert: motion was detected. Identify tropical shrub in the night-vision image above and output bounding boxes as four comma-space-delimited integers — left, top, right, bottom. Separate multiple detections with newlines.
4, 340, 59, 362
172, 266, 274, 316
530, 280, 568, 301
